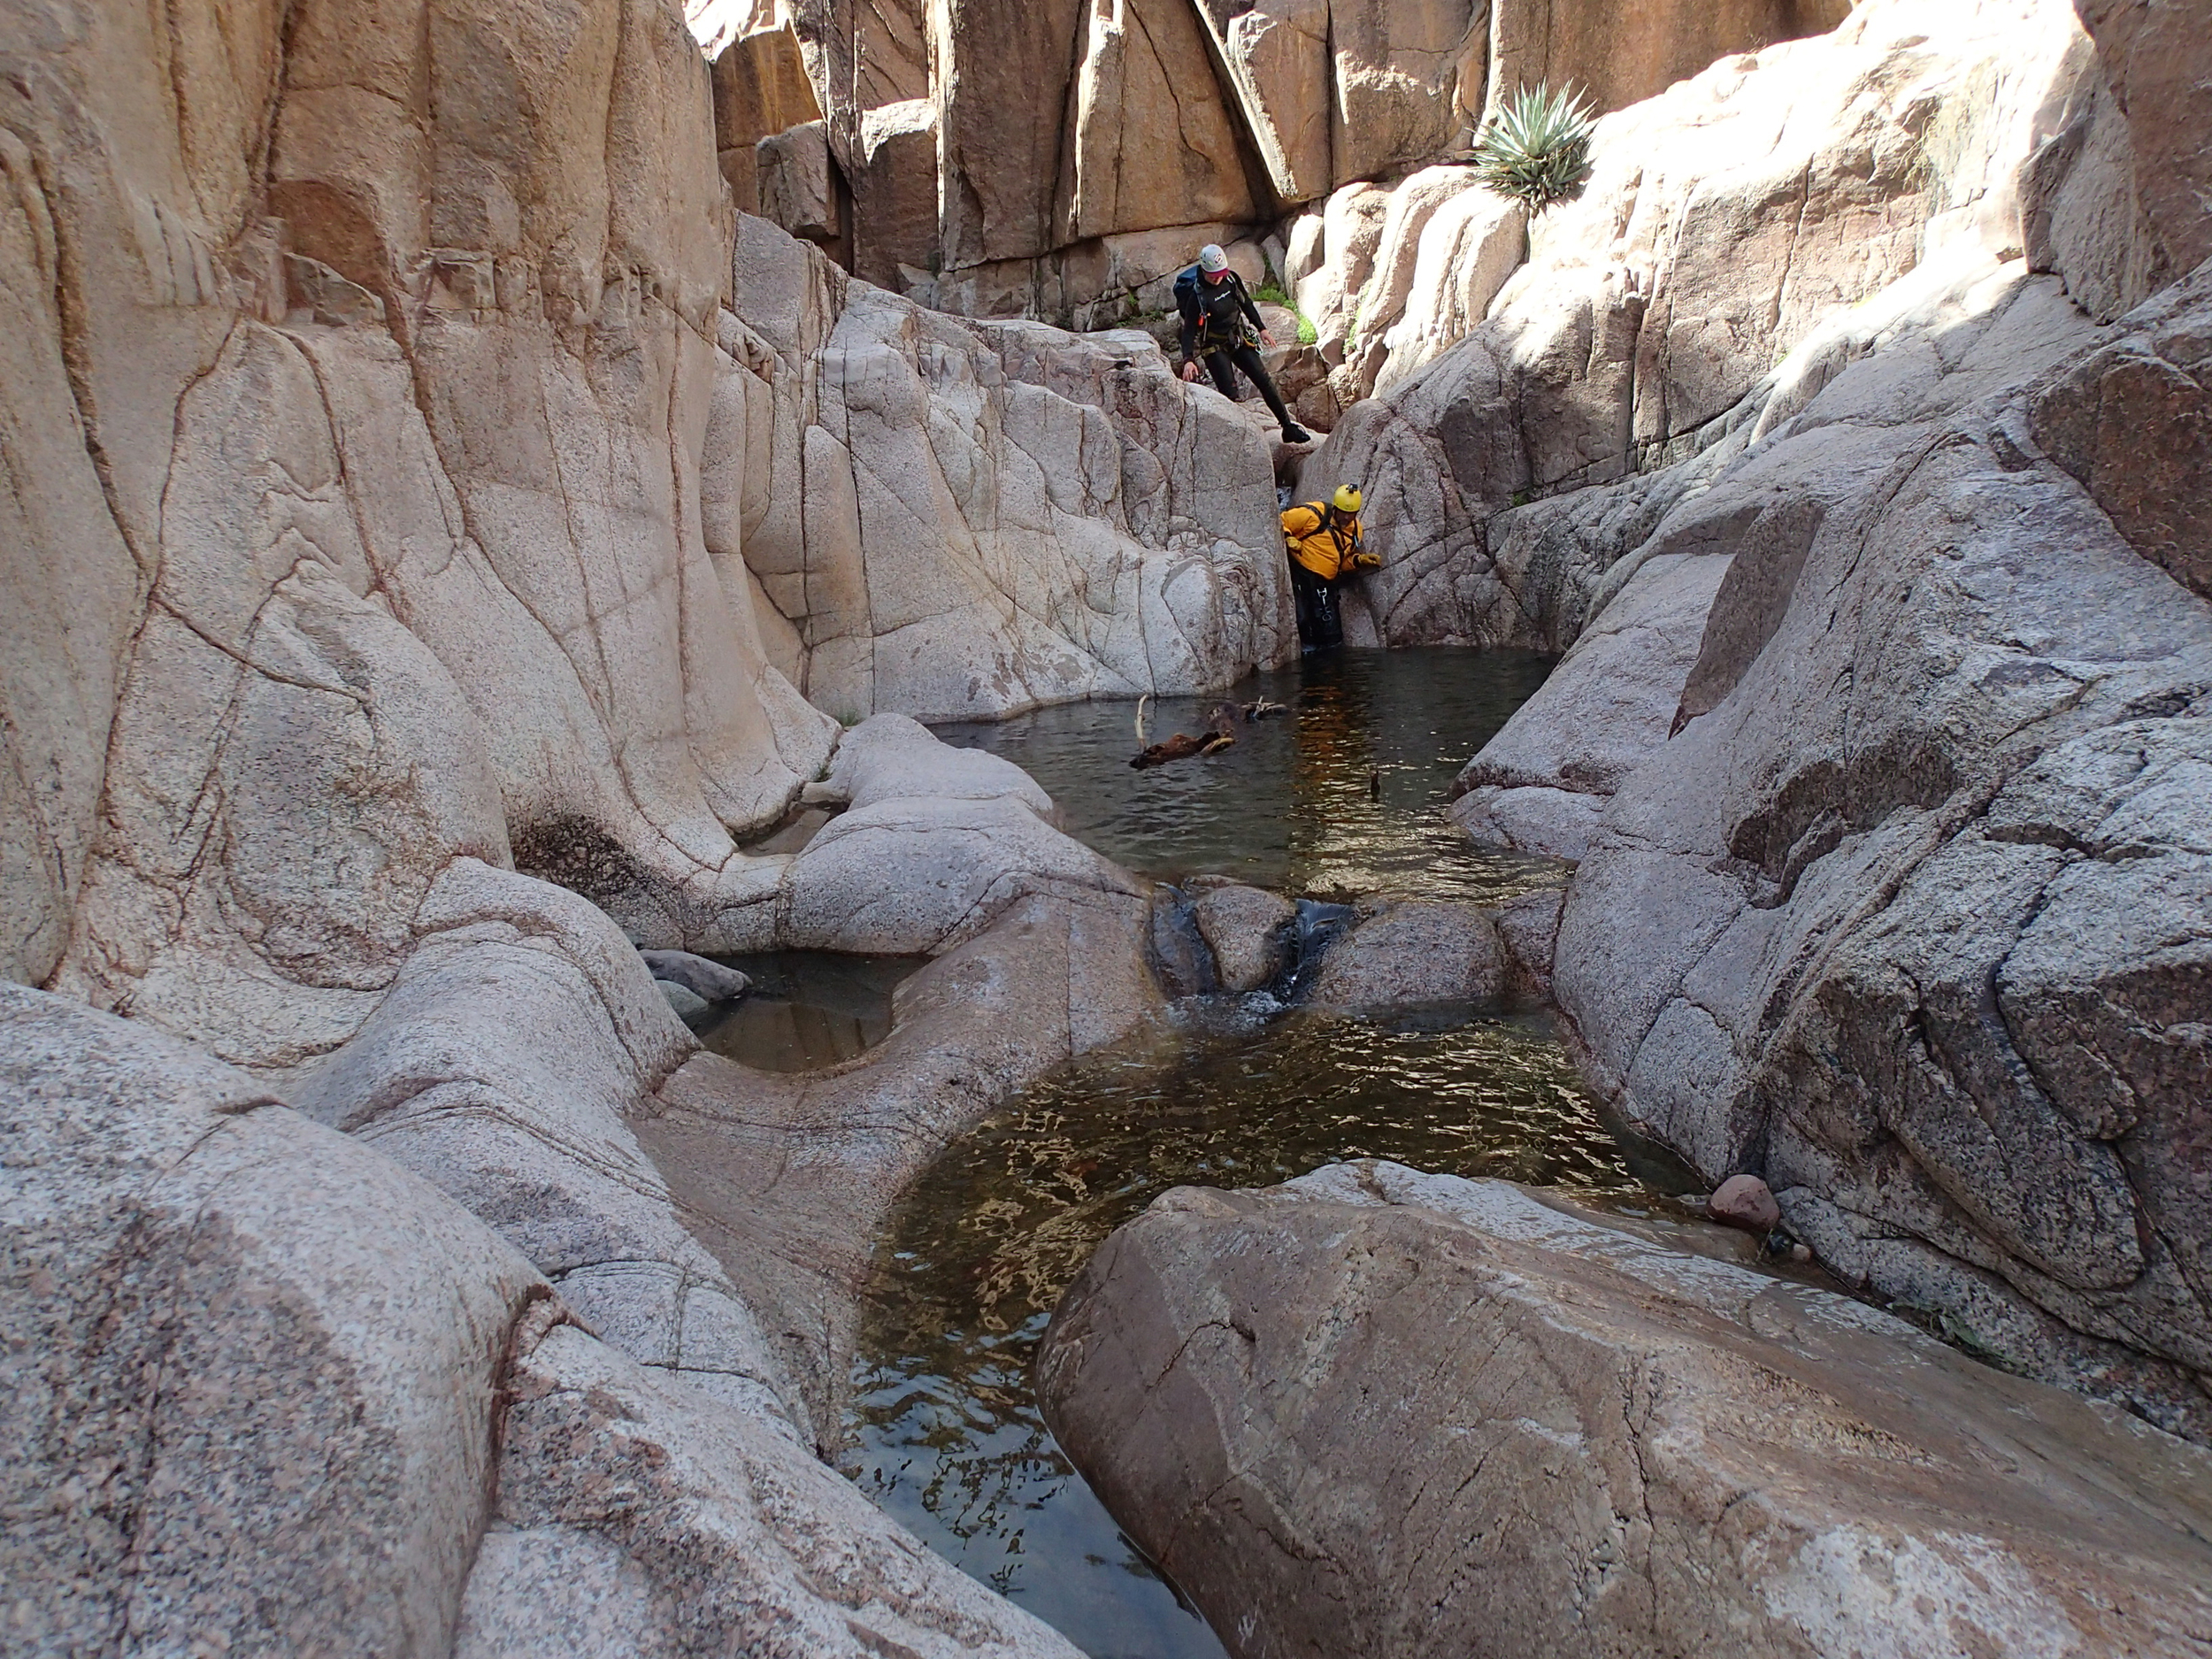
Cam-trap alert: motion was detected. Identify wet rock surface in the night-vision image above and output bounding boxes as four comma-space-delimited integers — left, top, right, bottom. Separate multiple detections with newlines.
1304, 898, 1508, 1015
1187, 878, 1297, 994
1038, 1161, 2212, 1659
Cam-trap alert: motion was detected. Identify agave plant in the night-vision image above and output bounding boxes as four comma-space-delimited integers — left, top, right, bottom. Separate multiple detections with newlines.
1471, 81, 1596, 213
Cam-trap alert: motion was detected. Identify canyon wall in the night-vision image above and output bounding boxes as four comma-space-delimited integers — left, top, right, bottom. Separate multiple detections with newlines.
0, 0, 1285, 996
712, 0, 1852, 326
1305, 0, 2212, 1432
0, 0, 1276, 1643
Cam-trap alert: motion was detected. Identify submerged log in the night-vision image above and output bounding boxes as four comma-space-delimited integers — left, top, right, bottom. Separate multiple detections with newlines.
1130, 694, 1239, 769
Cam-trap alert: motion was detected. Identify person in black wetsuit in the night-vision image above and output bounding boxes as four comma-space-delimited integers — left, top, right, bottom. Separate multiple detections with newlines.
1174, 243, 1312, 444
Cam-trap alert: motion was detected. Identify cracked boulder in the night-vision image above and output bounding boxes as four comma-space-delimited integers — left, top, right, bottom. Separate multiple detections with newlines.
1037, 1161, 2212, 1659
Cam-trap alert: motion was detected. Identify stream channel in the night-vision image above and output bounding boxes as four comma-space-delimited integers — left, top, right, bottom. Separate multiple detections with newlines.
816, 647, 1688, 1658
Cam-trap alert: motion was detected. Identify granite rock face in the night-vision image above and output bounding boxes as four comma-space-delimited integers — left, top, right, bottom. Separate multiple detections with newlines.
1501, 259, 2212, 1434
0, 0, 1286, 988
1039, 1163, 2212, 1659
1300, 0, 2095, 648
768, 0, 1840, 325
720, 225, 1293, 728
0, 986, 542, 1656
1428, 212, 2212, 1428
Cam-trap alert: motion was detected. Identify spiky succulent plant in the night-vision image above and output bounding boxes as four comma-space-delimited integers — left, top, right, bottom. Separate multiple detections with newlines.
1471, 82, 1595, 213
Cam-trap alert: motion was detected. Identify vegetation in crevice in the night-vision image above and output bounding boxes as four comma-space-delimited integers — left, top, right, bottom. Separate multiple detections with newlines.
1472, 81, 1597, 213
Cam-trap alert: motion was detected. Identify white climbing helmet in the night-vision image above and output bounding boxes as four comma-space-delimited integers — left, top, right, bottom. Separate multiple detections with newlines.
1197, 243, 1229, 273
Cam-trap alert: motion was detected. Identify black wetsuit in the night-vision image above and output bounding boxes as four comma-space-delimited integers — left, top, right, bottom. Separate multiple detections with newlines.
1173, 265, 1297, 433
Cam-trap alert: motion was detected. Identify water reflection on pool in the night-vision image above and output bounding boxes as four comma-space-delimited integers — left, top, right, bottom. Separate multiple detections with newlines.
847, 1001, 1646, 1657
834, 641, 1641, 1656
934, 646, 1562, 905
692, 951, 922, 1072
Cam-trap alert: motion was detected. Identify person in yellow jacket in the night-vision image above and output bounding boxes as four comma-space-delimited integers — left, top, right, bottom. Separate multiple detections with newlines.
1281, 485, 1376, 649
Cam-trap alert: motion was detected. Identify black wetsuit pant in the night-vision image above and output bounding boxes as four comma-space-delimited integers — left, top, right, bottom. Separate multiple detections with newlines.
1289, 561, 1343, 649
1202, 342, 1296, 431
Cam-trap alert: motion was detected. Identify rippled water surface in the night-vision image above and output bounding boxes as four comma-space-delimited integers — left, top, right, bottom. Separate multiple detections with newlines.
832, 649, 1663, 1655
934, 646, 1562, 904
848, 1004, 1649, 1656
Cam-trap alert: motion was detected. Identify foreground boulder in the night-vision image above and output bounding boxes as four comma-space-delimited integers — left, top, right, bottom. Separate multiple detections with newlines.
1, 986, 542, 1654
3, 984, 1087, 1657
1039, 1161, 2212, 1659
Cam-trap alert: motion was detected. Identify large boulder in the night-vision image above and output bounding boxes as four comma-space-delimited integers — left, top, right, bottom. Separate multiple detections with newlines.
1, 984, 542, 1654
709, 22, 823, 211
1509, 258, 2212, 1433
1059, 0, 1258, 242
1038, 1162, 2212, 1659
757, 117, 842, 243
1192, 0, 1333, 206
1188, 878, 1297, 993
2030, 260, 2212, 603
1324, 0, 1485, 188
849, 96, 939, 285
1303, 898, 1507, 1015
2067, 0, 2212, 288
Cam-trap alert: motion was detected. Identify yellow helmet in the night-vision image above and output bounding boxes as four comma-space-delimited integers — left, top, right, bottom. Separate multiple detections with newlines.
1332, 485, 1363, 514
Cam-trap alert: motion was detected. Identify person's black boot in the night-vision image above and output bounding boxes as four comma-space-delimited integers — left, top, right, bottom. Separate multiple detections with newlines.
1280, 423, 1312, 444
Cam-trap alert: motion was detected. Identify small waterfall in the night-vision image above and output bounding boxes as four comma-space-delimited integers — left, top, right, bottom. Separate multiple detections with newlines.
1147, 886, 1219, 998
1271, 898, 1355, 1002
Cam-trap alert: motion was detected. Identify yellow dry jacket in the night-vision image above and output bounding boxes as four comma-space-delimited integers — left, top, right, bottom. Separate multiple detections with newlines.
1283, 503, 1376, 581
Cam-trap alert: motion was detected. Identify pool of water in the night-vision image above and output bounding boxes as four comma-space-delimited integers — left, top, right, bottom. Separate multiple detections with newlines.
693, 950, 923, 1072
934, 647, 1563, 905
847, 1001, 1656, 1657
835, 648, 1656, 1656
